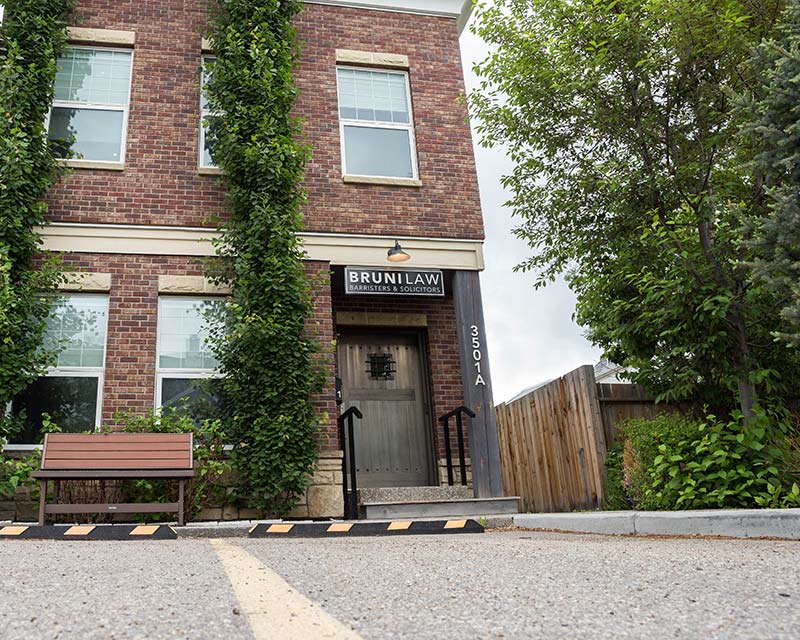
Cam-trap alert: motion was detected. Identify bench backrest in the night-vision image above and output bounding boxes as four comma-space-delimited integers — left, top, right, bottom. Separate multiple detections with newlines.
41, 433, 193, 471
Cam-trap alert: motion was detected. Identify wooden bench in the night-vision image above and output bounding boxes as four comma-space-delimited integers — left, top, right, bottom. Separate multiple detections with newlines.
31, 433, 194, 527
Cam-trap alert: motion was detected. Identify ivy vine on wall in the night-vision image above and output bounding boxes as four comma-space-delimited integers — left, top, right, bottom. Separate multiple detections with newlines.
0, 0, 73, 437
203, 0, 326, 516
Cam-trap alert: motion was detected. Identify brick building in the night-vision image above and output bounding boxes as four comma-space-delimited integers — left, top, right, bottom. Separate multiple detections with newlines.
6, 0, 506, 517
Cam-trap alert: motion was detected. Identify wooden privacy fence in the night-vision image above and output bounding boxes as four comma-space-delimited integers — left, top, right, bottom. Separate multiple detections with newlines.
495, 365, 664, 513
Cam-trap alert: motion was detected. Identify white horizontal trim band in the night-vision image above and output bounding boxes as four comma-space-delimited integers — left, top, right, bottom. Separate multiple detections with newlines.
304, 0, 473, 32
36, 223, 485, 271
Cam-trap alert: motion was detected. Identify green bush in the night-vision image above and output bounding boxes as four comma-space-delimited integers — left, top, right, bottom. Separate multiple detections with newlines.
0, 452, 40, 500
606, 409, 800, 510
111, 409, 235, 520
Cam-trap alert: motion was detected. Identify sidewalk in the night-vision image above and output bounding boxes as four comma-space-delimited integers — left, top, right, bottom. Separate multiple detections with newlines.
513, 508, 800, 539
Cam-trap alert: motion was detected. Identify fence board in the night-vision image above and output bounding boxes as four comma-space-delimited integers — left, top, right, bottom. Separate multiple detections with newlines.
495, 367, 666, 512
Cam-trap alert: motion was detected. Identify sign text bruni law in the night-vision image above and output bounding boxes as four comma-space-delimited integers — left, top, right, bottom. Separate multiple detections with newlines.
345, 267, 445, 297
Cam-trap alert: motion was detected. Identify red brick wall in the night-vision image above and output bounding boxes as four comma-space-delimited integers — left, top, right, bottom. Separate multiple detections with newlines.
57, 254, 339, 449
44, 2, 484, 240
332, 293, 465, 458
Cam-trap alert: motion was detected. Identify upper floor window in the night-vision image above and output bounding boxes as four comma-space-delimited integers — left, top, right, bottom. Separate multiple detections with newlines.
336, 67, 418, 180
199, 56, 220, 169
9, 295, 108, 446
47, 47, 133, 164
156, 297, 221, 416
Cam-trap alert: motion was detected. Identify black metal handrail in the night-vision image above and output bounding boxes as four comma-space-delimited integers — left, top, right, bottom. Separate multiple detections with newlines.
439, 405, 476, 486
338, 406, 363, 519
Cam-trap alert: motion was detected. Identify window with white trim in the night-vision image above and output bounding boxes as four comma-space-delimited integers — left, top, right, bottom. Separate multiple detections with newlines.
0, 5, 5, 23
156, 297, 221, 416
199, 56, 220, 169
47, 46, 133, 163
9, 295, 108, 446
336, 67, 418, 180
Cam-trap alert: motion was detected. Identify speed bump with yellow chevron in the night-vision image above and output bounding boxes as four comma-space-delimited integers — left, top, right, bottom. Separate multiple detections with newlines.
0, 524, 177, 540
249, 519, 484, 538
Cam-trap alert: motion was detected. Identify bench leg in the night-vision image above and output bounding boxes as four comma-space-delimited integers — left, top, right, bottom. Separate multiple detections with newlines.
178, 480, 185, 526
38, 480, 47, 527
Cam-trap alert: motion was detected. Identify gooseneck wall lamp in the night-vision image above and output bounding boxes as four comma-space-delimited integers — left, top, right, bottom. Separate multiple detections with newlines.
387, 240, 411, 263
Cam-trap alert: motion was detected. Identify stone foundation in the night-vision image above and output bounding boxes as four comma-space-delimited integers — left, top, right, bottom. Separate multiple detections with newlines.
438, 457, 473, 491
289, 450, 345, 519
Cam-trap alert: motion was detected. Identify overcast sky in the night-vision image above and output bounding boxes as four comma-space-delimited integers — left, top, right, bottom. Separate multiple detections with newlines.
458, 20, 602, 404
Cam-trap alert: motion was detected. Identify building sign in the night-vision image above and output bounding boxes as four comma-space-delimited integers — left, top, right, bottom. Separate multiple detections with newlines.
470, 324, 487, 387
345, 267, 445, 297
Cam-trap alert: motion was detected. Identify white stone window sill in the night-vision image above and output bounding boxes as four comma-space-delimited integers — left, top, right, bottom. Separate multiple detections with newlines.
59, 159, 125, 171
342, 175, 422, 187
198, 166, 226, 176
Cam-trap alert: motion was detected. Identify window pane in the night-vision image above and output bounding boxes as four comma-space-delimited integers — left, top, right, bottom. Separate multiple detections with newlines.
48, 107, 124, 162
337, 68, 409, 124
158, 298, 221, 370
343, 125, 414, 178
160, 378, 218, 422
201, 114, 220, 167
44, 295, 108, 368
200, 57, 216, 110
54, 48, 132, 105
10, 377, 99, 444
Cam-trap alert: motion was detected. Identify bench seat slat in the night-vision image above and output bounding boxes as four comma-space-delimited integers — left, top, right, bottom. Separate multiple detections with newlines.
45, 442, 190, 452
46, 450, 192, 460
44, 459, 192, 470
32, 470, 195, 479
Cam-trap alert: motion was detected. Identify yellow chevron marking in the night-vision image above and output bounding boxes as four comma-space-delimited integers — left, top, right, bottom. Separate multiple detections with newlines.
0, 526, 28, 536
65, 525, 95, 536
327, 523, 353, 533
130, 525, 159, 536
267, 524, 294, 534
387, 521, 412, 531
249, 524, 259, 534
444, 520, 467, 530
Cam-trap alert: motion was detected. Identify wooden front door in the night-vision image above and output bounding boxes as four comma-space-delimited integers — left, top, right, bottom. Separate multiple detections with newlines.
338, 332, 435, 488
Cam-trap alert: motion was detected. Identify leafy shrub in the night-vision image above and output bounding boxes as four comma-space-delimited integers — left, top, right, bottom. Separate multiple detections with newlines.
0, 452, 40, 500
111, 409, 235, 521
606, 409, 800, 510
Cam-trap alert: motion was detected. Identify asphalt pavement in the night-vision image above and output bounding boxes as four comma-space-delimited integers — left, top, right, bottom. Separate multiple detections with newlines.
1, 531, 799, 639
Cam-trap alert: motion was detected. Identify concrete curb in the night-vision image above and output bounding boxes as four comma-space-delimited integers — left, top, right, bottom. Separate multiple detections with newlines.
514, 509, 800, 540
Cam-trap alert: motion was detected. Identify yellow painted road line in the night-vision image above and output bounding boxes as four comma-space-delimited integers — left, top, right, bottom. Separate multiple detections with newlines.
65, 525, 95, 536
327, 523, 353, 533
0, 526, 28, 536
130, 525, 159, 536
210, 539, 362, 640
387, 521, 412, 531
444, 520, 467, 529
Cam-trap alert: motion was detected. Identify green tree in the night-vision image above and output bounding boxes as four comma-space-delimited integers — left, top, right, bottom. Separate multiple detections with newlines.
0, 0, 73, 433
743, 0, 800, 347
203, 0, 326, 516
469, 0, 800, 416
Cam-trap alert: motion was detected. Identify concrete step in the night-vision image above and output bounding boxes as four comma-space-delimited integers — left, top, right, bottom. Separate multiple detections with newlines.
361, 496, 520, 520
357, 486, 472, 504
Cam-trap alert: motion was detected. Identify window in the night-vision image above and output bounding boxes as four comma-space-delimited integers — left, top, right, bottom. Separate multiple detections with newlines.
47, 47, 133, 163
336, 67, 418, 180
0, 5, 5, 23
156, 297, 221, 416
199, 56, 220, 169
9, 295, 108, 446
